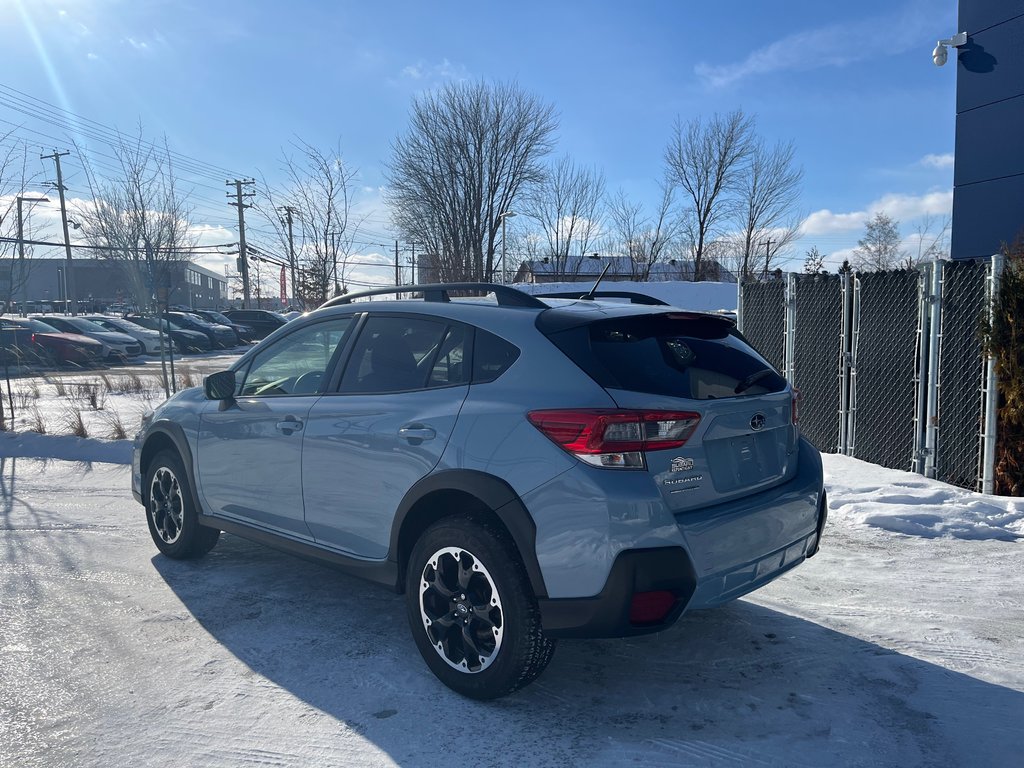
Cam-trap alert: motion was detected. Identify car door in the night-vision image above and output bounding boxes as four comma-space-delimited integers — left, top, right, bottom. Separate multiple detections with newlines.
196, 317, 353, 539
302, 314, 470, 558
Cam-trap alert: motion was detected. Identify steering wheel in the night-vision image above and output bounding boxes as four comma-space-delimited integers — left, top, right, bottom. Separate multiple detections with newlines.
292, 370, 323, 394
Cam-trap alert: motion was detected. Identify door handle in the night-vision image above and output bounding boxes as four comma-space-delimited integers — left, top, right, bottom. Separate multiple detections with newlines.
398, 425, 436, 442
275, 418, 304, 433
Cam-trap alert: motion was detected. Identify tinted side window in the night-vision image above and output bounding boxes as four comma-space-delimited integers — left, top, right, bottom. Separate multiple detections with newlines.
339, 316, 448, 394
472, 329, 520, 383
428, 325, 469, 387
239, 318, 351, 396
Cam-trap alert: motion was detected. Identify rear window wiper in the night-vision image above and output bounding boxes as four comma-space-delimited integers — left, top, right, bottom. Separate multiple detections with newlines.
734, 368, 775, 394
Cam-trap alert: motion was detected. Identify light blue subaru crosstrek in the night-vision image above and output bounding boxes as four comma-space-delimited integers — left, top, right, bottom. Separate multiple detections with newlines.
133, 283, 826, 699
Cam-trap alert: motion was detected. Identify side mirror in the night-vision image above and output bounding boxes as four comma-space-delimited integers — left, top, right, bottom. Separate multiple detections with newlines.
204, 370, 236, 401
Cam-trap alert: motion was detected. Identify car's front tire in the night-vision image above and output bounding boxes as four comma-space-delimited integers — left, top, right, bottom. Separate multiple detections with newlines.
144, 450, 220, 559
405, 516, 556, 699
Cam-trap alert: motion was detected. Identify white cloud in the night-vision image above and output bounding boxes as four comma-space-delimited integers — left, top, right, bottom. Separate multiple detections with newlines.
123, 37, 149, 51
87, 52, 99, 61
801, 209, 869, 236
801, 190, 952, 236
399, 58, 468, 83
695, 4, 938, 87
919, 153, 954, 170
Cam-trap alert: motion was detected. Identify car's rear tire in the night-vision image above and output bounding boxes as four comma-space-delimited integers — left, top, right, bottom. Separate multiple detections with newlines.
405, 516, 555, 699
144, 450, 220, 559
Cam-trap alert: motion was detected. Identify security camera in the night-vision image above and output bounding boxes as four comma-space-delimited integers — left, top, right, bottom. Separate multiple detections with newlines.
933, 43, 948, 66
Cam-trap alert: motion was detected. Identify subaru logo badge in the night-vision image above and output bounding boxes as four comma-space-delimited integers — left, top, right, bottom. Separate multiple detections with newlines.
750, 413, 767, 431
670, 457, 694, 472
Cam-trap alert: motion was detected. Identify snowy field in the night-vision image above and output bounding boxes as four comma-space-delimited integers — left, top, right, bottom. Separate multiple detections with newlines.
1, 363, 1022, 767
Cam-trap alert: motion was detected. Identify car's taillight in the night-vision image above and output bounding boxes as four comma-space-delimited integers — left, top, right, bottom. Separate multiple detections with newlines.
30, 333, 36, 343
791, 388, 801, 425
527, 409, 701, 469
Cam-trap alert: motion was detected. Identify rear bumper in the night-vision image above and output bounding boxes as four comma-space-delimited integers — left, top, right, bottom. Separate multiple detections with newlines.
535, 438, 826, 638
539, 547, 696, 638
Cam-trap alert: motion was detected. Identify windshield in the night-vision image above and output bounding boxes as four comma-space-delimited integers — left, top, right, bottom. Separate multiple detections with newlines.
205, 311, 232, 325
66, 318, 110, 334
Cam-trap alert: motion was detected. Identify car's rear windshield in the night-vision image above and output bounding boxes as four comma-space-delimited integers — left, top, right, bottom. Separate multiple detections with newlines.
542, 313, 786, 399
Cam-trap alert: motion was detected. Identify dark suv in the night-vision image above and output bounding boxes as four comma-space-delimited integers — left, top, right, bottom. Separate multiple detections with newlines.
133, 284, 826, 699
222, 309, 288, 340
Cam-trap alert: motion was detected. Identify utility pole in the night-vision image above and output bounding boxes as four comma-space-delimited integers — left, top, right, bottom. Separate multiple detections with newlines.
280, 205, 299, 309
395, 240, 401, 286
42, 150, 77, 315
409, 241, 417, 286
228, 179, 255, 308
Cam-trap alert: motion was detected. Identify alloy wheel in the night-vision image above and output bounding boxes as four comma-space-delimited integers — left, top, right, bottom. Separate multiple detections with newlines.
419, 547, 504, 673
149, 466, 184, 545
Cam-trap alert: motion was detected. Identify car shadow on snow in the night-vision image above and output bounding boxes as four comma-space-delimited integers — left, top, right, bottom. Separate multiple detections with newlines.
154, 534, 1024, 767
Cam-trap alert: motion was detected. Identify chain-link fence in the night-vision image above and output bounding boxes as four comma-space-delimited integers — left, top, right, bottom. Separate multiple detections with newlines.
935, 260, 988, 488
740, 279, 785, 371
793, 274, 842, 453
738, 258, 998, 491
849, 269, 921, 471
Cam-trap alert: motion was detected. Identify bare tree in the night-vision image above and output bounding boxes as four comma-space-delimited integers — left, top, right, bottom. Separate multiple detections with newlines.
255, 140, 357, 307
734, 139, 803, 279
852, 212, 905, 272
387, 80, 557, 282
0, 136, 47, 312
605, 184, 678, 280
664, 109, 755, 281
523, 156, 604, 280
905, 213, 951, 268
74, 129, 195, 311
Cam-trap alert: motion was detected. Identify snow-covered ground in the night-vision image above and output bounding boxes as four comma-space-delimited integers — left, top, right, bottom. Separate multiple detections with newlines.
1, 367, 1022, 766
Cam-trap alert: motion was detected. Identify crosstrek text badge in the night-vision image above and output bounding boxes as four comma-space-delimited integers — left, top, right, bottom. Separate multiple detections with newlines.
670, 457, 694, 472
750, 413, 767, 431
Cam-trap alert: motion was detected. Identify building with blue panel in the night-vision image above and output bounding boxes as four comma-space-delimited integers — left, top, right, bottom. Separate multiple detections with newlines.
951, 1, 1024, 258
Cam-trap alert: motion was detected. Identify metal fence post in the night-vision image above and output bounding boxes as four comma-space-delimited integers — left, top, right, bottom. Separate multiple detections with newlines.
736, 273, 745, 333
981, 252, 1004, 494
847, 273, 862, 456
912, 264, 930, 475
839, 272, 852, 453
784, 272, 797, 385
923, 259, 944, 479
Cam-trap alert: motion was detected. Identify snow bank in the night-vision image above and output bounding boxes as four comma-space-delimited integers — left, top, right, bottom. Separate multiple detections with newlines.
823, 454, 1023, 542
0, 432, 132, 465
517, 280, 738, 312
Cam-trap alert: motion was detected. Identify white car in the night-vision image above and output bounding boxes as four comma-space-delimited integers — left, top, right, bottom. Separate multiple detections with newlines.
86, 315, 169, 355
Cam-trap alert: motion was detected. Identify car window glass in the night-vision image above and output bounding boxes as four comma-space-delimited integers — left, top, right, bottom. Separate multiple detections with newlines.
339, 316, 447, 394
472, 329, 520, 383
428, 325, 469, 387
239, 318, 352, 397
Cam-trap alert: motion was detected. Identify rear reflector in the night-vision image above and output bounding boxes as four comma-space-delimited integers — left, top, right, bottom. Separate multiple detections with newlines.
629, 590, 677, 625
527, 409, 701, 469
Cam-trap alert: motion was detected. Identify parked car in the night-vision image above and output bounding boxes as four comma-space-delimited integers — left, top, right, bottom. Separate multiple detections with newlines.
84, 315, 168, 355
38, 316, 142, 362
165, 311, 238, 349
191, 310, 255, 343
133, 283, 826, 700
222, 309, 288, 340
126, 316, 212, 353
0, 318, 49, 366
9, 318, 105, 367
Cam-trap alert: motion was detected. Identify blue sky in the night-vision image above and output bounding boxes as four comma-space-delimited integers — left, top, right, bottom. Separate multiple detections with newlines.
2, 0, 959, 283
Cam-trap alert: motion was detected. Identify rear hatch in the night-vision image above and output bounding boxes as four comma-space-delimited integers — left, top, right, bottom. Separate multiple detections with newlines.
539, 309, 799, 513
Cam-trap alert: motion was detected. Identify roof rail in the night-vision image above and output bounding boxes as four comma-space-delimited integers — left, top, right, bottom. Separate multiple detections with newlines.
532, 290, 669, 306
320, 283, 548, 309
